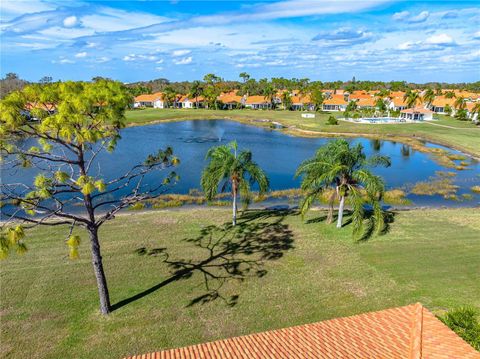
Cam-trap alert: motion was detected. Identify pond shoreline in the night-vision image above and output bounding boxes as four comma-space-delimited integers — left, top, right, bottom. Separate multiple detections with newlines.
125, 115, 480, 161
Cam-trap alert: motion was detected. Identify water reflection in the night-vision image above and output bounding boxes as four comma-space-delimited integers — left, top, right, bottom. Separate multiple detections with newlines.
2, 120, 479, 208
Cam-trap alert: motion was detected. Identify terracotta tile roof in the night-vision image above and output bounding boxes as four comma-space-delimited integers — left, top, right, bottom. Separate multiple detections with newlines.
125, 303, 478, 359
466, 102, 479, 112
219, 94, 243, 103
24, 102, 57, 111
245, 95, 269, 104
183, 96, 204, 103
356, 97, 376, 107
401, 107, 434, 114
291, 95, 312, 104
350, 90, 369, 96
431, 96, 456, 107
390, 91, 406, 98
392, 97, 407, 107
323, 94, 347, 106
323, 89, 345, 95
349, 94, 372, 100
134, 92, 163, 102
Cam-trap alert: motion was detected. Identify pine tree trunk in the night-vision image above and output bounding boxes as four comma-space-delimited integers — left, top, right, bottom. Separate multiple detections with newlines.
89, 226, 111, 315
337, 195, 345, 228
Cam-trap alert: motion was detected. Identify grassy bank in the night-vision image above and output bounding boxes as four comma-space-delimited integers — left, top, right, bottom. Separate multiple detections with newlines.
1, 208, 479, 358
125, 108, 480, 157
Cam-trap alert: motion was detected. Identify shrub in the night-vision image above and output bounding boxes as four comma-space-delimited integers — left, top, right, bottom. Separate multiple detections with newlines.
439, 307, 480, 351
327, 116, 338, 125
128, 202, 145, 211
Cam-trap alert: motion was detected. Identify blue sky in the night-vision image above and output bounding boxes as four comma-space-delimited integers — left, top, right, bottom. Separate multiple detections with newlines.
1, 0, 479, 83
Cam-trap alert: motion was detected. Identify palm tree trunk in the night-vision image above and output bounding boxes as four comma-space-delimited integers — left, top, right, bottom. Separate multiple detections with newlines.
232, 183, 237, 226
89, 226, 111, 314
336, 195, 345, 228
327, 191, 335, 223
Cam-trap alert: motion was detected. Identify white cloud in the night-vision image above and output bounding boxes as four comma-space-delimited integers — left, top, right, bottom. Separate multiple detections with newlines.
156, 59, 164, 64
63, 16, 78, 28
473, 31, 480, 40
173, 56, 192, 65
392, 10, 429, 23
74, 52, 87, 58
94, 57, 110, 63
122, 53, 158, 62
312, 28, 374, 47
409, 11, 429, 23
397, 33, 456, 51
425, 33, 454, 45
171, 49, 191, 57
52, 57, 75, 64
0, 0, 56, 21
397, 41, 413, 50
80, 8, 169, 32
392, 11, 409, 21
155, 66, 164, 71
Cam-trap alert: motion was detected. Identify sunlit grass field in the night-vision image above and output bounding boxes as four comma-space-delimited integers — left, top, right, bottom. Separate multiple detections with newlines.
1, 208, 479, 358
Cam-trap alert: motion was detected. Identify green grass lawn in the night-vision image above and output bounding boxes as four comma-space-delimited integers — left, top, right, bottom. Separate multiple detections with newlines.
125, 108, 480, 157
1, 208, 479, 358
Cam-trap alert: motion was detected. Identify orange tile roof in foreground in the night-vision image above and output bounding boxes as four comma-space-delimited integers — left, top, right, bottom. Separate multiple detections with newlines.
124, 303, 479, 359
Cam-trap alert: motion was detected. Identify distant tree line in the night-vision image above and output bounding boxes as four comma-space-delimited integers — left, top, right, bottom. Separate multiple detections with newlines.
2, 72, 480, 99
125, 75, 480, 96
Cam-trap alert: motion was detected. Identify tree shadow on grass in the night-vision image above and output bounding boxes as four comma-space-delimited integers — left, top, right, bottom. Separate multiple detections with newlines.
111, 210, 294, 311
304, 209, 396, 242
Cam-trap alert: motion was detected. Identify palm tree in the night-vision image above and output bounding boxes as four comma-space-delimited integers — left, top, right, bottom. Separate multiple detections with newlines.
295, 139, 391, 237
281, 91, 293, 110
239, 72, 250, 83
445, 91, 456, 99
454, 96, 466, 110
404, 90, 420, 108
470, 102, 480, 123
189, 80, 203, 109
201, 141, 269, 226
163, 87, 177, 108
422, 88, 435, 107
262, 84, 277, 109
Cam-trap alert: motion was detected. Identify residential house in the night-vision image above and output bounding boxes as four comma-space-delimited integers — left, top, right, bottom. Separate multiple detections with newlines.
218, 92, 244, 109
180, 96, 204, 109
134, 92, 164, 108
466, 101, 479, 122
400, 107, 434, 121
291, 94, 314, 111
388, 97, 408, 111
355, 97, 376, 109
322, 94, 347, 111
244, 95, 272, 110
389, 91, 406, 99
429, 96, 456, 114
125, 303, 480, 359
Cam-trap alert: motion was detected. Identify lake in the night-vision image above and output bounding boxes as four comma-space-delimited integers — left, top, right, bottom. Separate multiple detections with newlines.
2, 120, 480, 209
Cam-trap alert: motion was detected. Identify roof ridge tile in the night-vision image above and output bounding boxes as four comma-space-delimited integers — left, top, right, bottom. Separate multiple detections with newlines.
409, 302, 423, 359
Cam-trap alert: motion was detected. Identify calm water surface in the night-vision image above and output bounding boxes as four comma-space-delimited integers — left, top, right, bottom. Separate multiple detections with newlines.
3, 120, 480, 209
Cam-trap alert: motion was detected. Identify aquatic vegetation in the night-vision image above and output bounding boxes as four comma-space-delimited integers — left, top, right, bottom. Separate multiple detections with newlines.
471, 186, 480, 194
446, 153, 467, 161
435, 171, 457, 178
383, 189, 411, 205
411, 177, 459, 199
